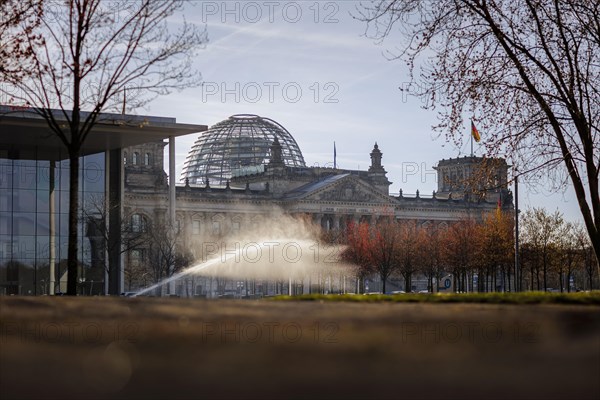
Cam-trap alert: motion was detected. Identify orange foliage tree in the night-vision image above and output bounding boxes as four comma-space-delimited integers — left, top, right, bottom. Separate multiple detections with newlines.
441, 219, 481, 292
419, 224, 446, 293
396, 220, 422, 293
343, 218, 401, 294
479, 209, 515, 292
342, 221, 374, 293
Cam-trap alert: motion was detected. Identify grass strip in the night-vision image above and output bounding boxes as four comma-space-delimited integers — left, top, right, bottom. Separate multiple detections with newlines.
269, 291, 600, 305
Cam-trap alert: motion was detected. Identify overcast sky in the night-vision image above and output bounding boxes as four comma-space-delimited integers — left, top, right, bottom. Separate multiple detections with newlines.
146, 1, 580, 222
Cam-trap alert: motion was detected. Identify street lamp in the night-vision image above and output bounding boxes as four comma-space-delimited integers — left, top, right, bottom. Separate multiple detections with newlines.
514, 172, 521, 292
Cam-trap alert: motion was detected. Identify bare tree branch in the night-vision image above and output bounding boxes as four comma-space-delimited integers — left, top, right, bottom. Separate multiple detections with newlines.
356, 0, 599, 267
0, 0, 207, 294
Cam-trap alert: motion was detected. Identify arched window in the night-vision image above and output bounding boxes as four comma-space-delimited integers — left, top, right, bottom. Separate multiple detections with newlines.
131, 214, 147, 232
144, 153, 150, 166
132, 152, 139, 165
130, 249, 145, 267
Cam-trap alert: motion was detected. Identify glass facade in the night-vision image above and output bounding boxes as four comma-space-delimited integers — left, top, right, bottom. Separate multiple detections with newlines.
181, 114, 306, 187
0, 148, 105, 295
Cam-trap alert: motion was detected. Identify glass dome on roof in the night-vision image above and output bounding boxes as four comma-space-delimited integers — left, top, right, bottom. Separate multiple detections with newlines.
181, 114, 306, 186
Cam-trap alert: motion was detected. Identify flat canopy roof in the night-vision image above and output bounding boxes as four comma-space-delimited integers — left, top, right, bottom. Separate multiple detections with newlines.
0, 106, 207, 160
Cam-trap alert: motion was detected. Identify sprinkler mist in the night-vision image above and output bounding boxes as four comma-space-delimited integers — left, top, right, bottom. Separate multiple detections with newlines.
131, 212, 354, 297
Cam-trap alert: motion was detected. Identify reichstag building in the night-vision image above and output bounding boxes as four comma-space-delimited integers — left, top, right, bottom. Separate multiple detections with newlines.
123, 114, 512, 296
1, 109, 512, 296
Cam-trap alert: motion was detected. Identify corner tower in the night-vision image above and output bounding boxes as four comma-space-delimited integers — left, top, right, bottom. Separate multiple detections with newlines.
367, 142, 392, 195
124, 140, 168, 190
435, 156, 511, 206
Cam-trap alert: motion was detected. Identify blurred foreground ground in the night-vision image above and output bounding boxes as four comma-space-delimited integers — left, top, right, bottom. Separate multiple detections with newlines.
0, 297, 599, 399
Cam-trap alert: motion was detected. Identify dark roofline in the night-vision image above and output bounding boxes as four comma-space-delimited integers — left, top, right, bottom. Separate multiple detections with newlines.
0, 105, 207, 160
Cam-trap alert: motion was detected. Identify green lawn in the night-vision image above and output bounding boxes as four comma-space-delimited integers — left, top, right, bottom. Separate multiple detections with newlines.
271, 291, 600, 304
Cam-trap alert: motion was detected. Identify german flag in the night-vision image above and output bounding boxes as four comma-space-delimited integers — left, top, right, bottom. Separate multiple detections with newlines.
471, 121, 481, 142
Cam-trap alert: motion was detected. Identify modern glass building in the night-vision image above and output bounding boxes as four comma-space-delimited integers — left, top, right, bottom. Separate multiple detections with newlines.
0, 106, 206, 295
0, 150, 105, 295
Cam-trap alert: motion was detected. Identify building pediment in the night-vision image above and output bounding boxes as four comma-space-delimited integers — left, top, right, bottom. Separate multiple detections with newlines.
283, 174, 396, 205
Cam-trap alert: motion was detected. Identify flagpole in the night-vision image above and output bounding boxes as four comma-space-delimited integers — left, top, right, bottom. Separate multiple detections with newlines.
334, 141, 337, 169
514, 173, 520, 292
470, 121, 474, 156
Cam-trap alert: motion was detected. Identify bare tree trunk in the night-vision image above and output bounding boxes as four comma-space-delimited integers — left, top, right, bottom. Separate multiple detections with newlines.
529, 266, 534, 291
559, 272, 564, 293
484, 270, 488, 292
67, 151, 80, 295
543, 255, 548, 291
